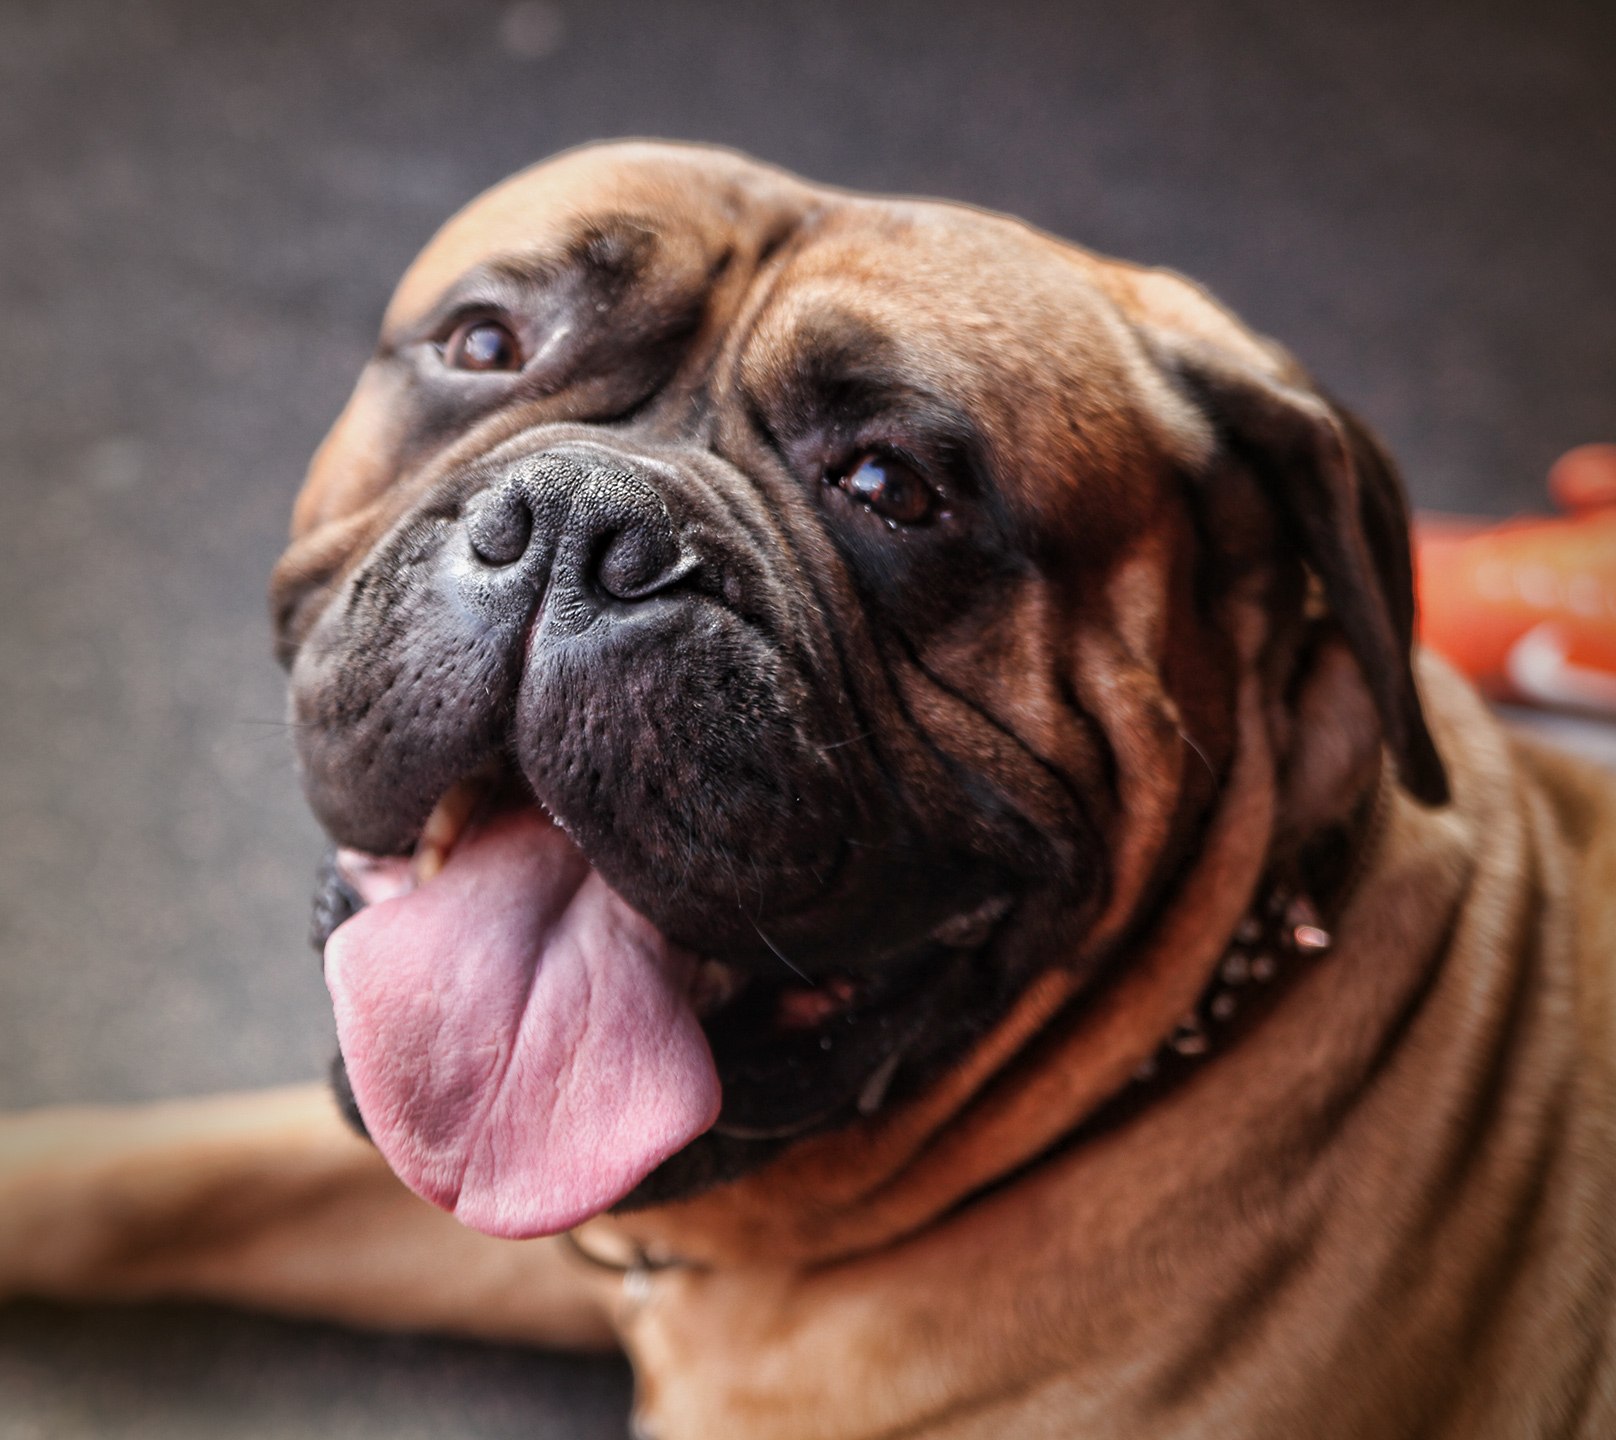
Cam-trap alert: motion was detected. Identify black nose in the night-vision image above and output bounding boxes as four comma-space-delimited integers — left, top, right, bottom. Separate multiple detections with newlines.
460, 452, 690, 609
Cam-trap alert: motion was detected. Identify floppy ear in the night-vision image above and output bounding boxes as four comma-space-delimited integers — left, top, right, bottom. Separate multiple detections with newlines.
1150, 335, 1450, 807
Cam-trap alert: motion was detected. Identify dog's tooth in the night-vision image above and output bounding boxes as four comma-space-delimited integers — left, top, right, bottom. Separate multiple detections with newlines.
413, 778, 484, 883
414, 842, 447, 884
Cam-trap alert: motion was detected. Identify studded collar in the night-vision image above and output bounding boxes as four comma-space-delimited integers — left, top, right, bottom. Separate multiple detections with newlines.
1080, 766, 1390, 1137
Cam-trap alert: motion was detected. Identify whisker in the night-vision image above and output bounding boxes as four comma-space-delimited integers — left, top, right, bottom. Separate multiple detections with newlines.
750, 919, 812, 984
1177, 726, 1220, 795
818, 730, 872, 753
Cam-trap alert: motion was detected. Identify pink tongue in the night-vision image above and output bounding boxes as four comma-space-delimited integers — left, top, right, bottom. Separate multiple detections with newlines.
324, 808, 721, 1238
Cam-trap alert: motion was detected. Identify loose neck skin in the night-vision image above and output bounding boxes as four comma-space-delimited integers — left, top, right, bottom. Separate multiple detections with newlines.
592, 655, 1285, 1269
607, 664, 1614, 1440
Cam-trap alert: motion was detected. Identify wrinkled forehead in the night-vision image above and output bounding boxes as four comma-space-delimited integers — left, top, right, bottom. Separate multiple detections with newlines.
384, 141, 814, 331
738, 201, 1169, 489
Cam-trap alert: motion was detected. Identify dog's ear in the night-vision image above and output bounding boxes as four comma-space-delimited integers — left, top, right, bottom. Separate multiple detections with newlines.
1148, 332, 1450, 807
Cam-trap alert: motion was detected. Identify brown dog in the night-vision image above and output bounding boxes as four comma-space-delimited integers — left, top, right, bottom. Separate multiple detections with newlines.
3, 141, 1615, 1438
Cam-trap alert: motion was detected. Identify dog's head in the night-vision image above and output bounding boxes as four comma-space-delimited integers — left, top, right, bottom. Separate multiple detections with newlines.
271, 142, 1446, 1239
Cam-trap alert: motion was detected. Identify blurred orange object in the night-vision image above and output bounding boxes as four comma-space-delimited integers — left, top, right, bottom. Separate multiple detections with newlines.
1415, 445, 1616, 717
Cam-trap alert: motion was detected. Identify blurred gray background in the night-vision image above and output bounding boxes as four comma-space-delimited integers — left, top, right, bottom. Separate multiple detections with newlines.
1, 0, 1612, 1434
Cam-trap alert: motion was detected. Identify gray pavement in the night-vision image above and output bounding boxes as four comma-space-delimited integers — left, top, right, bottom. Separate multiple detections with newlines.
2, 0, 1613, 1433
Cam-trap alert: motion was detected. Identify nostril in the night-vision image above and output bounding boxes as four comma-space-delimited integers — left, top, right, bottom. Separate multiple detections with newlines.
596, 521, 682, 601
467, 490, 533, 567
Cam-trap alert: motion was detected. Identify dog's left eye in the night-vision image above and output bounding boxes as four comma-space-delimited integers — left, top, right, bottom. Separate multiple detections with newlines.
442, 318, 524, 372
833, 452, 936, 526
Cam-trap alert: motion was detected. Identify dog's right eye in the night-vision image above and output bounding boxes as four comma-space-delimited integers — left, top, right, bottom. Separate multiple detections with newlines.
832, 451, 937, 526
442, 318, 524, 372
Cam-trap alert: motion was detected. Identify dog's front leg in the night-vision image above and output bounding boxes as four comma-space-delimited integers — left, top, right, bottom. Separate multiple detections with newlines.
0, 1083, 618, 1350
